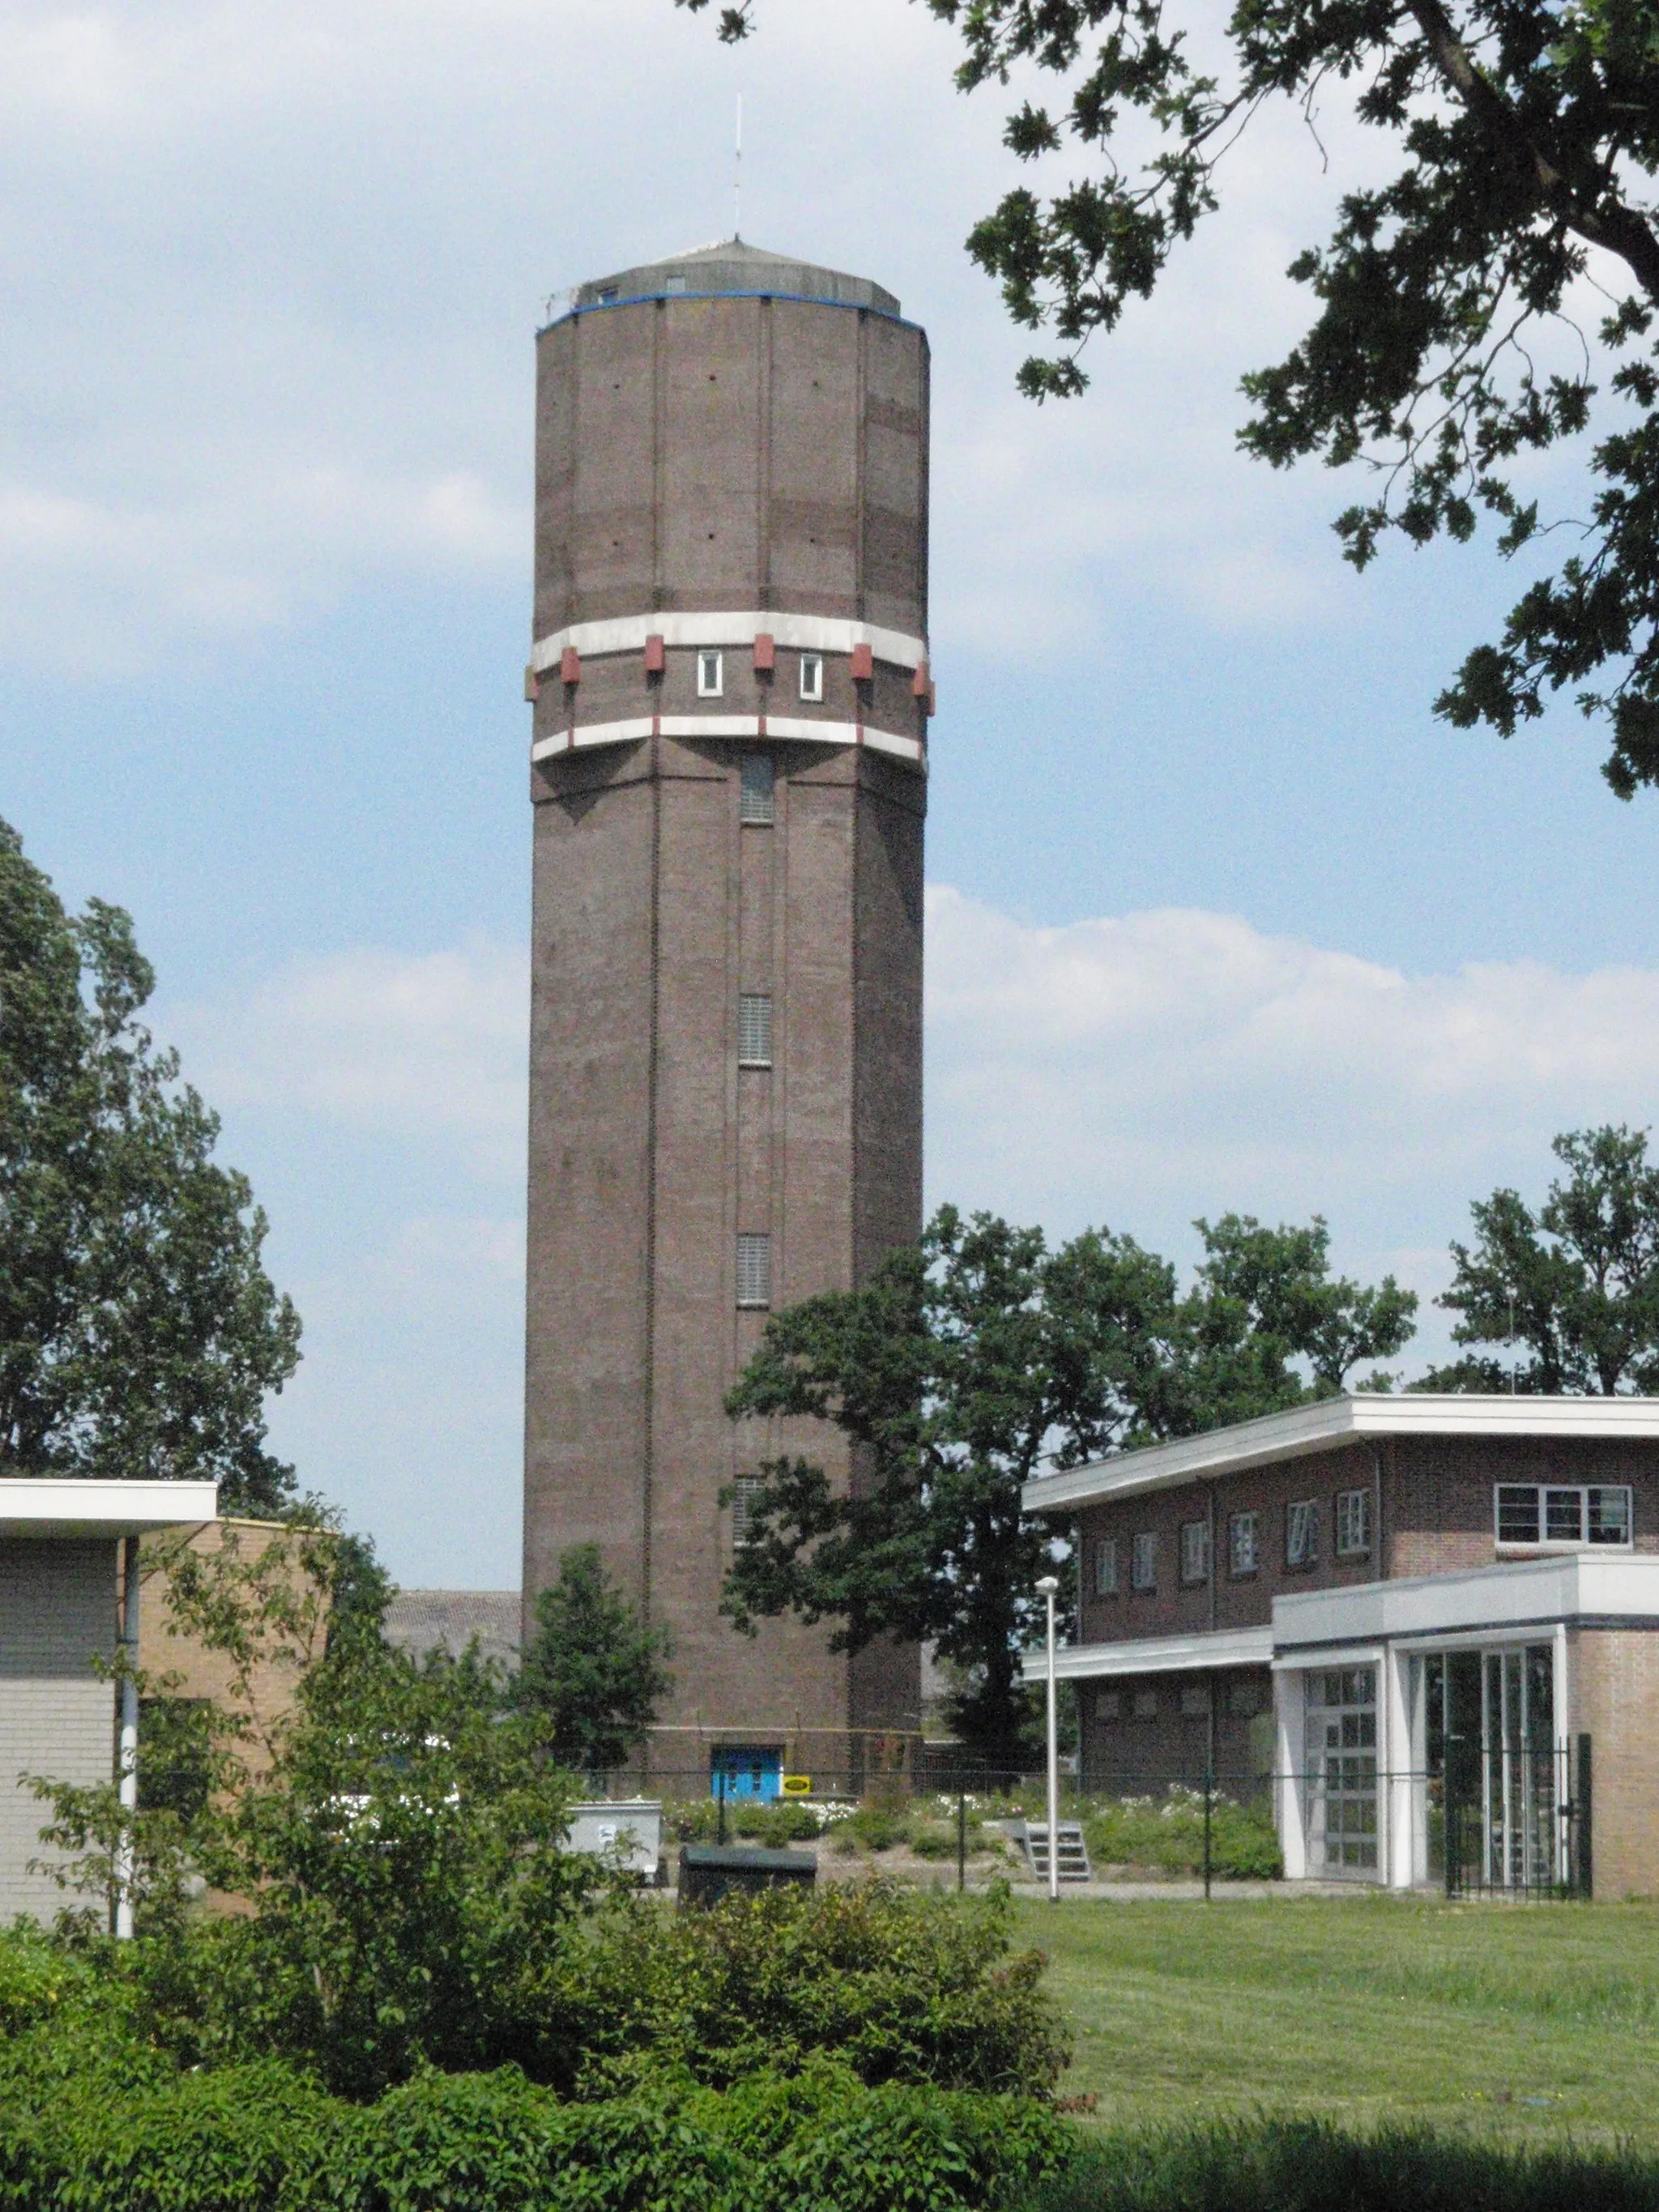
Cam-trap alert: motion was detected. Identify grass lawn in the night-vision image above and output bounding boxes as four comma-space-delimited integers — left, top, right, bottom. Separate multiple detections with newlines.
1012, 1893, 1659, 2146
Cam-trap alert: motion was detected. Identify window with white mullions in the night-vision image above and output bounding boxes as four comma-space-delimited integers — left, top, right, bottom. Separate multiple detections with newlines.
1179, 1519, 1210, 1585
1094, 1537, 1119, 1596
737, 994, 773, 1068
697, 649, 724, 698
1495, 1482, 1632, 1548
1335, 1487, 1372, 1557
1130, 1532, 1157, 1592
1286, 1498, 1318, 1569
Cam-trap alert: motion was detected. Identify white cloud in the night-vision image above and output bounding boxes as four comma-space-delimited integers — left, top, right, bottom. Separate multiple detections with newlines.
175, 906, 1659, 1567
926, 884, 1659, 1340
267, 1209, 527, 1585
0, 0, 1507, 674
173, 940, 528, 1178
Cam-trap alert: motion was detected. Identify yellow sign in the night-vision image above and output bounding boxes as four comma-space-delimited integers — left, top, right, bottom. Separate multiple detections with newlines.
780, 1774, 812, 1797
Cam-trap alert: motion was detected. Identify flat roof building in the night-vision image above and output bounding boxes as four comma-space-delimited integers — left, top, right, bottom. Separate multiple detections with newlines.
0, 1479, 217, 1921
1023, 1396, 1659, 1897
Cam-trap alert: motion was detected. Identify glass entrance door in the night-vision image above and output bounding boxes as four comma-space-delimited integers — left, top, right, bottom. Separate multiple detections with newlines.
1304, 1667, 1379, 1875
1483, 1646, 1556, 1890
1422, 1644, 1559, 1894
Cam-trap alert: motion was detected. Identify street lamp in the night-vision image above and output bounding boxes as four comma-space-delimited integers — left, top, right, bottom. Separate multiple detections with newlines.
1035, 1574, 1060, 1904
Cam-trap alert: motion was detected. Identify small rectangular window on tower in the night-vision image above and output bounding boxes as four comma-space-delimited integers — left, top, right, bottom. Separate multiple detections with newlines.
800, 652, 824, 702
736, 1234, 771, 1309
697, 649, 724, 698
739, 752, 775, 824
737, 994, 773, 1068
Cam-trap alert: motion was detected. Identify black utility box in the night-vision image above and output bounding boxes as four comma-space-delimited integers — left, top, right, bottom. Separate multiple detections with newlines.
677, 1843, 817, 1909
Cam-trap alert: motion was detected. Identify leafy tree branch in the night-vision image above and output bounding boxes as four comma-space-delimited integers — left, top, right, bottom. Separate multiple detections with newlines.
678, 0, 1659, 794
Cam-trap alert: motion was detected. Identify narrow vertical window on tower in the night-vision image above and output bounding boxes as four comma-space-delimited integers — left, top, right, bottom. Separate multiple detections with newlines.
731, 1473, 765, 1547
799, 652, 824, 702
737, 994, 773, 1068
736, 1234, 771, 1309
739, 752, 775, 824
697, 650, 724, 698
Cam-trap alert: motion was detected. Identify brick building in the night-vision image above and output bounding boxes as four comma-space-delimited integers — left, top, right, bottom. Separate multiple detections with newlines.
1022, 1396, 1659, 1898
521, 240, 928, 1784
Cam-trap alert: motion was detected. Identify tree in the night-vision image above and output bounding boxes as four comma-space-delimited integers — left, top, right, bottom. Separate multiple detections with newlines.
33, 1521, 603, 2099
723, 1204, 1414, 1765
512, 1545, 674, 1775
1424, 1123, 1659, 1390
0, 819, 300, 1511
684, 0, 1659, 796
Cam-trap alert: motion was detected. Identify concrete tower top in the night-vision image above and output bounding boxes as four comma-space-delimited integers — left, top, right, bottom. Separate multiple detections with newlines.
562, 237, 902, 321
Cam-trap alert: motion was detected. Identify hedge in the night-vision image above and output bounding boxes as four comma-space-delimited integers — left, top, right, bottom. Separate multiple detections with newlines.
0, 2058, 1072, 2212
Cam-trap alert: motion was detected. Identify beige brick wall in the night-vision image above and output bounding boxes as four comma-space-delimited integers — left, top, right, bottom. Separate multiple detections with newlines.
139, 1519, 322, 1769
1569, 1627, 1659, 1900
0, 1541, 117, 1923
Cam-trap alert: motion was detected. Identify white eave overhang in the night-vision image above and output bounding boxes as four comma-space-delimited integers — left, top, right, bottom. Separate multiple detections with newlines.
0, 1478, 219, 1539
1017, 1623, 1273, 1686
1021, 1394, 1659, 1518
1271, 1550, 1659, 1659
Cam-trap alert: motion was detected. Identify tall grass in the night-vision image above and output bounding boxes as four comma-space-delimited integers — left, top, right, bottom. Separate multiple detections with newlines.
1031, 2118, 1659, 2212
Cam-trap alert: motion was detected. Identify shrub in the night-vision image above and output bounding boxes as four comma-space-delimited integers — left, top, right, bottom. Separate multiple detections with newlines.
663, 1798, 852, 1846
1081, 1789, 1282, 1881
538, 1880, 1071, 2099
836, 1802, 911, 1852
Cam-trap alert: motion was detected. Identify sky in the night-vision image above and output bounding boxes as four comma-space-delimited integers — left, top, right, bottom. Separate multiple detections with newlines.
6, 0, 1659, 1585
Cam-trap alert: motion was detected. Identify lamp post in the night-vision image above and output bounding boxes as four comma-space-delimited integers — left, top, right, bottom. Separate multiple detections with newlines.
1035, 1575, 1060, 1904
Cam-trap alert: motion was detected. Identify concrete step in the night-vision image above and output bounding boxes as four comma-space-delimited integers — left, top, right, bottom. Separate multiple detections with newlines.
1019, 1821, 1093, 1882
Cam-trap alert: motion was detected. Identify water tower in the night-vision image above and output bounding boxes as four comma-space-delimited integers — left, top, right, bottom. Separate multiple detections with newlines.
522, 239, 930, 1782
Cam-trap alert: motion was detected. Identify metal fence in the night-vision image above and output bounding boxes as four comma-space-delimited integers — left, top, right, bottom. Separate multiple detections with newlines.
605, 1746, 1593, 1901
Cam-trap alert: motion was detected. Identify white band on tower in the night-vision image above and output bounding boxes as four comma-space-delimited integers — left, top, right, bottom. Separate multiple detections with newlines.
530, 609, 928, 676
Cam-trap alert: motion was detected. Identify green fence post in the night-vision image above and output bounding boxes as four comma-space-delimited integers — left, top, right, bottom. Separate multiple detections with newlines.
957, 1788, 967, 1893
1577, 1733, 1593, 1901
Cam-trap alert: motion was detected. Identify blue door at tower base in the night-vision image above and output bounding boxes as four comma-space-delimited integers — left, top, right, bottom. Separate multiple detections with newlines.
710, 1746, 783, 1801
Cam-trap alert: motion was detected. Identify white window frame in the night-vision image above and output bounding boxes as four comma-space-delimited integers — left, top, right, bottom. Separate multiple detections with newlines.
735, 1233, 771, 1310
697, 648, 724, 698
739, 752, 775, 825
799, 651, 824, 702
1286, 1498, 1319, 1570
1094, 1536, 1119, 1596
1335, 1487, 1373, 1558
1495, 1482, 1633, 1550
737, 993, 773, 1068
1130, 1532, 1157, 1592
1179, 1519, 1210, 1586
1228, 1511, 1259, 1577
1132, 1687, 1158, 1720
